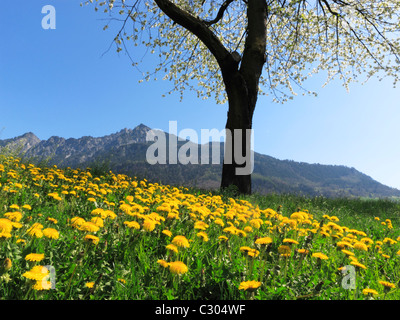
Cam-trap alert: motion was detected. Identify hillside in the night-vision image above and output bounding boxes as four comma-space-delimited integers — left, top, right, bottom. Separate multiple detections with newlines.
1, 124, 400, 198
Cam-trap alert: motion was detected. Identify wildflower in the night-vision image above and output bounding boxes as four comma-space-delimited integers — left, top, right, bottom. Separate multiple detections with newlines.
80, 222, 100, 232
297, 249, 309, 255
2, 258, 12, 271
336, 241, 354, 249
218, 235, 228, 242
142, 219, 156, 232
162, 230, 172, 237
196, 231, 209, 242
243, 226, 253, 233
362, 288, 378, 296
47, 217, 58, 224
85, 282, 95, 288
84, 235, 100, 245
278, 245, 291, 255
249, 219, 263, 229
353, 242, 368, 252
312, 252, 328, 260
91, 217, 104, 228
194, 221, 209, 230
283, 238, 299, 245
70, 217, 85, 228
341, 249, 355, 256
43, 228, 60, 240
25, 253, 45, 262
4, 211, 22, 222
360, 237, 374, 245
166, 244, 179, 253
157, 259, 169, 268
169, 261, 188, 275
32, 280, 52, 291
255, 237, 273, 245
379, 281, 396, 290
172, 235, 190, 248
0, 218, 13, 234
214, 218, 225, 227
238, 280, 261, 292
0, 232, 11, 239
124, 221, 140, 229
22, 266, 49, 281
383, 237, 397, 245
350, 261, 367, 270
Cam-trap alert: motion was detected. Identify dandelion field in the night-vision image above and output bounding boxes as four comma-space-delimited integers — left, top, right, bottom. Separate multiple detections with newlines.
1, 155, 400, 300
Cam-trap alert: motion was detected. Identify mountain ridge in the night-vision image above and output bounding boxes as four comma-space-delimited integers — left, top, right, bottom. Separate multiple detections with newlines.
1, 124, 399, 199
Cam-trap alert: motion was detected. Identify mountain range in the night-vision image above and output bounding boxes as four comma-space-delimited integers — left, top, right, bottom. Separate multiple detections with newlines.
1, 123, 400, 199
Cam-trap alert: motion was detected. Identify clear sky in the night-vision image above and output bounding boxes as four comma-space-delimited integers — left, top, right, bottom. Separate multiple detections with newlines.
1, 1, 400, 190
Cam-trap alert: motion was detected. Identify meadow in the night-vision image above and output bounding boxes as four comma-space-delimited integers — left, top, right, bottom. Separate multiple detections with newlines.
1, 155, 400, 300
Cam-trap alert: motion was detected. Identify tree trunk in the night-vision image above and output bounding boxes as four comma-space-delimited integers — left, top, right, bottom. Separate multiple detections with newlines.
220, 0, 267, 195
220, 70, 255, 195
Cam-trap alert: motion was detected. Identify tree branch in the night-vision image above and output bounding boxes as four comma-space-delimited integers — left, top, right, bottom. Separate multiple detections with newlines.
203, 0, 236, 26
153, 0, 234, 69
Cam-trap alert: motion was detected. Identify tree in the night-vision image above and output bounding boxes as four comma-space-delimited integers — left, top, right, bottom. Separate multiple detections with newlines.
85, 0, 400, 194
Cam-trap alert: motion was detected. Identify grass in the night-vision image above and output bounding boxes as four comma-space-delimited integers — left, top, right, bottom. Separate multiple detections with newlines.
1, 154, 400, 300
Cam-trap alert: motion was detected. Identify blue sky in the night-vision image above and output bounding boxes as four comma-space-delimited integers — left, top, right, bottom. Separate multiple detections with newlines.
1, 0, 400, 190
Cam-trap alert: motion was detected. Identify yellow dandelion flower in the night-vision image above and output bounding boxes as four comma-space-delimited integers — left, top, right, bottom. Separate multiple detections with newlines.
70, 217, 86, 228
91, 217, 104, 228
162, 229, 172, 237
194, 221, 209, 230
238, 280, 261, 292
47, 217, 58, 224
43, 228, 59, 240
142, 219, 156, 232
218, 235, 228, 242
169, 261, 188, 275
283, 238, 299, 245
255, 237, 273, 245
166, 244, 179, 253
172, 235, 190, 248
4, 211, 22, 222
22, 266, 49, 281
25, 253, 45, 262
157, 259, 169, 268
350, 261, 367, 270
362, 288, 378, 296
353, 242, 368, 252
124, 221, 140, 229
379, 281, 396, 290
2, 258, 12, 271
341, 249, 355, 256
297, 249, 310, 254
278, 245, 291, 255
84, 235, 100, 245
85, 282, 95, 288
32, 280, 52, 291
0, 218, 13, 233
80, 222, 100, 232
0, 232, 12, 239
312, 252, 328, 260
196, 231, 209, 242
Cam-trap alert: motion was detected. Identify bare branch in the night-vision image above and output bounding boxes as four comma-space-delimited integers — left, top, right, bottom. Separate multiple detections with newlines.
203, 0, 236, 26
